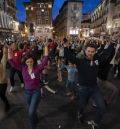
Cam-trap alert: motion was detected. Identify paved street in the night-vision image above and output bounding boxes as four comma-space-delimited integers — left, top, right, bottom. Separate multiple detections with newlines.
0, 65, 120, 129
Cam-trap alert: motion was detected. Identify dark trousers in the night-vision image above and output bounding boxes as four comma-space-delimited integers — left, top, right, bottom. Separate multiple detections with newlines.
66, 80, 76, 93
78, 86, 106, 124
9, 67, 23, 87
24, 89, 41, 129
0, 83, 9, 108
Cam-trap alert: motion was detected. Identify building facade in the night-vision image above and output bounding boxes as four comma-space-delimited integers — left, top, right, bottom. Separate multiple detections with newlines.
112, 0, 120, 32
54, 0, 83, 39
81, 13, 91, 37
24, 0, 54, 39
0, 0, 18, 35
91, 0, 119, 35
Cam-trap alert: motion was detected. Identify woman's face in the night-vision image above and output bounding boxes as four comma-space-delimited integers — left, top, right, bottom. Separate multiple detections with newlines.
26, 58, 34, 68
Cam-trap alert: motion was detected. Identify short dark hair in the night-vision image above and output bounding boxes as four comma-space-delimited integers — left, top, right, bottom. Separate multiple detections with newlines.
85, 43, 97, 50
23, 54, 37, 66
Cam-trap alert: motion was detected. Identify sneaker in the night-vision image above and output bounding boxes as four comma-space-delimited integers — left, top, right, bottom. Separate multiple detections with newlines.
87, 120, 99, 129
92, 102, 97, 108
70, 95, 75, 101
66, 92, 72, 96
21, 83, 24, 88
9, 87, 16, 92
57, 79, 62, 82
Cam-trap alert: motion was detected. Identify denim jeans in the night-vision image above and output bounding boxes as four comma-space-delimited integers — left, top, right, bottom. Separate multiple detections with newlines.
66, 80, 76, 92
24, 88, 41, 129
78, 86, 106, 124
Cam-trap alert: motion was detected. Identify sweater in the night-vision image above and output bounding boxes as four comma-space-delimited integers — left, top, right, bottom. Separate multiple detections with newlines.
64, 47, 113, 87
9, 56, 48, 90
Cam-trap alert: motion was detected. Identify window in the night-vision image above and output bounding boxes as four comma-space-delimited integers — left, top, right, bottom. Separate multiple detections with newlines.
46, 19, 49, 24
45, 11, 49, 16
69, 29, 78, 35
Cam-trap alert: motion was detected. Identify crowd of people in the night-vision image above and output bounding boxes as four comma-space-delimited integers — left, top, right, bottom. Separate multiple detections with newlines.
0, 32, 120, 129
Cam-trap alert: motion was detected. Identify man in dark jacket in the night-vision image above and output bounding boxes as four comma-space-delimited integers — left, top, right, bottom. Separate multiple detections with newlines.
98, 40, 119, 104
64, 42, 113, 129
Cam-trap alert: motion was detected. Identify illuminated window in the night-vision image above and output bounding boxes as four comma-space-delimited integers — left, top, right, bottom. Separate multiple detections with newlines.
48, 4, 52, 8
26, 7, 29, 10
41, 9, 44, 12
69, 29, 78, 35
31, 7, 34, 10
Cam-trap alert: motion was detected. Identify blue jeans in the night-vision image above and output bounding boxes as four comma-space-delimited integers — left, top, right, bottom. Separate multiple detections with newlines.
66, 80, 76, 92
78, 86, 106, 124
24, 89, 41, 129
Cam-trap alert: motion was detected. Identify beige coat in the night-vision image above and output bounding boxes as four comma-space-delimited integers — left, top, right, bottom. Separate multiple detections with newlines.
0, 47, 8, 84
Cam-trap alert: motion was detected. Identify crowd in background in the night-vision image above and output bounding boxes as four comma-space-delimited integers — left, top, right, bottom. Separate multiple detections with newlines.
0, 31, 120, 129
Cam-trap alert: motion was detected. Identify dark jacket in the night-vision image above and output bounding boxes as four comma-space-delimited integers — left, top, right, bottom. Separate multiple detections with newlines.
64, 44, 115, 86
98, 43, 115, 80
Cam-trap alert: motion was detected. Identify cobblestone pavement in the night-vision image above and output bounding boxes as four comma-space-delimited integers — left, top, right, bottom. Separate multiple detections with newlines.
0, 65, 120, 129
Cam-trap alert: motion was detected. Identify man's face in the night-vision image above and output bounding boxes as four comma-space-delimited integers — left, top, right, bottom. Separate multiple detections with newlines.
85, 47, 96, 60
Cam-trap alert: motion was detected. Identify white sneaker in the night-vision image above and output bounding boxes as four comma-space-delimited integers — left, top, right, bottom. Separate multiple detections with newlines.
87, 120, 99, 129
9, 87, 16, 92
21, 83, 24, 88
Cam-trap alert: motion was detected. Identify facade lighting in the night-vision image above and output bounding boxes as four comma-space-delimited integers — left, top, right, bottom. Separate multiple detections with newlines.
26, 7, 29, 10
41, 9, 44, 12
48, 4, 52, 8
90, 29, 94, 34
69, 29, 79, 35
107, 25, 111, 29
31, 7, 34, 10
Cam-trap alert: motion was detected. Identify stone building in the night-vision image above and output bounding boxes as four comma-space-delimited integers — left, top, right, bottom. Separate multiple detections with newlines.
24, 0, 54, 39
54, 0, 83, 39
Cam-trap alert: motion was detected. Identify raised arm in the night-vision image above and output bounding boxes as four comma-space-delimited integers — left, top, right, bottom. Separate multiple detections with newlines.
37, 43, 48, 72
97, 43, 115, 64
8, 48, 22, 71
64, 44, 79, 65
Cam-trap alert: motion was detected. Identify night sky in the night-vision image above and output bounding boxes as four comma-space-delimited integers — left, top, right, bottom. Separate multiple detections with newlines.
16, 0, 101, 22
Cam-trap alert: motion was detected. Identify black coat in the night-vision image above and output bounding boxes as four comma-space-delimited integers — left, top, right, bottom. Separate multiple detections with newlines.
98, 43, 115, 80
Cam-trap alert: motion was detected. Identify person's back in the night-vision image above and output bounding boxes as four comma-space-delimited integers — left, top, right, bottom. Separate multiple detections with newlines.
98, 42, 115, 80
